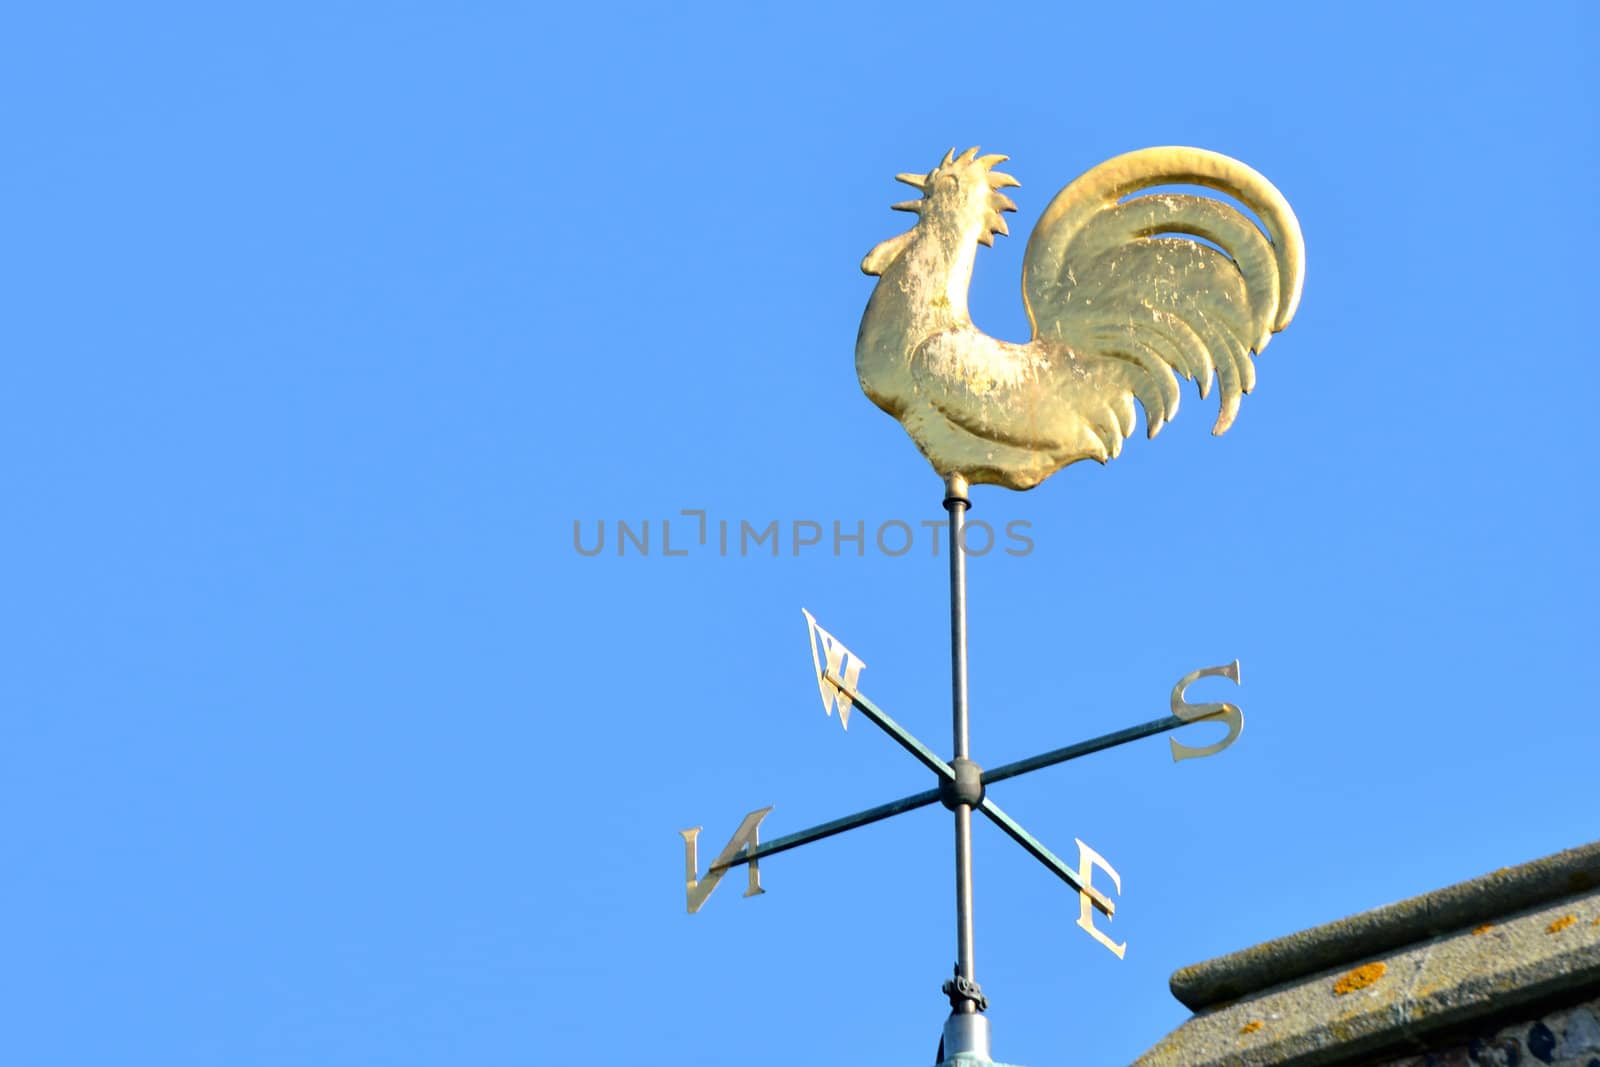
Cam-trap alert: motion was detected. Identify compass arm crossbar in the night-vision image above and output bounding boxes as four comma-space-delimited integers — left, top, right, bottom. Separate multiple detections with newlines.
828, 675, 1190, 793
711, 786, 943, 872
977, 797, 1115, 916
827, 675, 956, 782
769, 672, 1119, 918
981, 714, 1187, 786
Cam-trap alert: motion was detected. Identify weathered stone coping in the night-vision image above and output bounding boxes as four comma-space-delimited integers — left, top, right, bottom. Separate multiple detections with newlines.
1134, 885, 1600, 1067
1170, 840, 1600, 1011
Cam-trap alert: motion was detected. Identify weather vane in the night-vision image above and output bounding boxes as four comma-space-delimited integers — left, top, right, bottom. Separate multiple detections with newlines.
681, 145, 1304, 1066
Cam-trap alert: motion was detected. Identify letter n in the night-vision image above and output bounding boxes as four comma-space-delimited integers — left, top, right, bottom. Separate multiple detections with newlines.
680, 806, 773, 913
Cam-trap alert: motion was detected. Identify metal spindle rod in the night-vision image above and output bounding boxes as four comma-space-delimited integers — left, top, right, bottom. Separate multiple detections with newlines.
945, 473, 976, 1012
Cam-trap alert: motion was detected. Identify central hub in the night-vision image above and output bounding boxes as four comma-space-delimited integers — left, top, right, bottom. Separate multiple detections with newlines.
940, 757, 985, 810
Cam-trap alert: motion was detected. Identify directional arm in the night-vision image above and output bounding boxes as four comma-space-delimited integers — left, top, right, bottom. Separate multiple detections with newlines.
977, 798, 1113, 915
712, 786, 942, 871
827, 674, 956, 782
982, 714, 1188, 785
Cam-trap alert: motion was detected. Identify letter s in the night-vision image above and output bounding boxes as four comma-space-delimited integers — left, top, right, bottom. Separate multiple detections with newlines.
1169, 660, 1243, 763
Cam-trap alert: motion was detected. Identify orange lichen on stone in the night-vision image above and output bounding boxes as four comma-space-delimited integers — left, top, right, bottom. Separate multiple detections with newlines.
1239, 1021, 1264, 1036
1471, 923, 1494, 935
1546, 914, 1577, 934
1333, 962, 1387, 996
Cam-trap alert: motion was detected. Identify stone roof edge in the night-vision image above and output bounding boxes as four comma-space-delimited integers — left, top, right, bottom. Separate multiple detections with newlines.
1135, 887, 1600, 1067
1170, 839, 1600, 1011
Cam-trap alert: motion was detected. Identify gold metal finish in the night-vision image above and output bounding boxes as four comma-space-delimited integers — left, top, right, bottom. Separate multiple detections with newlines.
1074, 838, 1127, 959
857, 147, 1304, 490
1169, 660, 1244, 763
802, 608, 865, 730
681, 807, 773, 913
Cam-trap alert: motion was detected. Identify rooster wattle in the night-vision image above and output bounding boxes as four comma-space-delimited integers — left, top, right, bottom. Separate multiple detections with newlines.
856, 146, 1305, 490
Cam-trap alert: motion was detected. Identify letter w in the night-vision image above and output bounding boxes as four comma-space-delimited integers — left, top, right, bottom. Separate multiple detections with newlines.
801, 609, 865, 729
680, 807, 773, 914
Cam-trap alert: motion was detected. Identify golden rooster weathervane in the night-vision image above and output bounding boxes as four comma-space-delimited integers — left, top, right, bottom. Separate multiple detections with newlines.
682, 146, 1303, 1067
858, 146, 1304, 489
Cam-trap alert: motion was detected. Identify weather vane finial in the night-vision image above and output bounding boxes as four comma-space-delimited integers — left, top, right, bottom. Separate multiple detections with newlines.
681, 146, 1303, 1067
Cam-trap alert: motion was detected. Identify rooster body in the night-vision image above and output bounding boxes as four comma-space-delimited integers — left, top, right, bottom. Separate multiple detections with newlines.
856, 147, 1304, 490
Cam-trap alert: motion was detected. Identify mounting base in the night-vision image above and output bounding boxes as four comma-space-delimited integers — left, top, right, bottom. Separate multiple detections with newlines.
942, 1012, 992, 1060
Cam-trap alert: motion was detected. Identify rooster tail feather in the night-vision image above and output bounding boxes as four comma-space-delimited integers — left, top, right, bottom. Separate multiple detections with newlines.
1019, 146, 1304, 448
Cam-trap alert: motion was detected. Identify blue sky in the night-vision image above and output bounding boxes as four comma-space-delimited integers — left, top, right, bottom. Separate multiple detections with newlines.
4, 3, 1596, 1065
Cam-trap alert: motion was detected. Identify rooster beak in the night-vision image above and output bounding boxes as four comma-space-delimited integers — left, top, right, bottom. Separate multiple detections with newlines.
862, 229, 916, 276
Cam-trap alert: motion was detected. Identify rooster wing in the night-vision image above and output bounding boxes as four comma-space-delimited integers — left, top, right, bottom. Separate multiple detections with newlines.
1021, 147, 1305, 455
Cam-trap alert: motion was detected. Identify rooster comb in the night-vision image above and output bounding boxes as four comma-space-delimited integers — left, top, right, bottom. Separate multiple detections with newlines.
890, 146, 1020, 246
